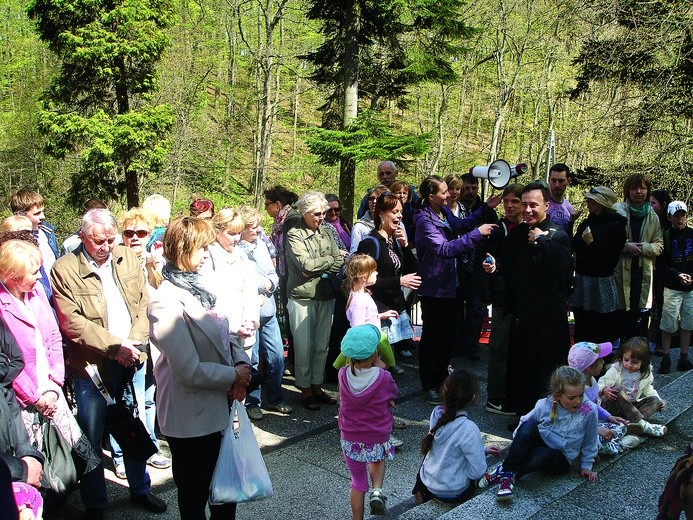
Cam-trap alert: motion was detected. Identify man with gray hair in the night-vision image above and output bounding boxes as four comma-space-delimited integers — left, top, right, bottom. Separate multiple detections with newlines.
356, 160, 420, 219
50, 208, 166, 519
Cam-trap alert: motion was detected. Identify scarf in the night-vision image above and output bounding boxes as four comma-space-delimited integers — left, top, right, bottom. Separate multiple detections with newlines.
629, 202, 651, 219
162, 262, 216, 309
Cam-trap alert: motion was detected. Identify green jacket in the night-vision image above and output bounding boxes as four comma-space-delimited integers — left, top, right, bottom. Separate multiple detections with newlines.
50, 244, 149, 382
285, 220, 342, 300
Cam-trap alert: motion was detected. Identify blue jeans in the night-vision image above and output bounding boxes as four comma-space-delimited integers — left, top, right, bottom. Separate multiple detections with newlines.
111, 362, 159, 466
247, 315, 285, 407
73, 364, 151, 509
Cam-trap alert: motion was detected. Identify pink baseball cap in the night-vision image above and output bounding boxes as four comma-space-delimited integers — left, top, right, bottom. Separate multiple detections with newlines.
568, 341, 613, 372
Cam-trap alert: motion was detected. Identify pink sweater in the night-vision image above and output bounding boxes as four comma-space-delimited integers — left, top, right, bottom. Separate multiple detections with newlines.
338, 366, 398, 444
0, 283, 64, 407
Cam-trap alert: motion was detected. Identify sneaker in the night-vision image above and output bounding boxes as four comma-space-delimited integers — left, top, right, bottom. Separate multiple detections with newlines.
677, 358, 693, 371
485, 399, 516, 416
264, 402, 294, 414
619, 434, 643, 450
496, 472, 515, 501
247, 407, 264, 421
389, 434, 404, 448
478, 464, 503, 488
423, 389, 443, 405
114, 463, 127, 479
659, 355, 671, 375
369, 488, 387, 515
398, 350, 413, 358
147, 453, 171, 469
389, 364, 405, 376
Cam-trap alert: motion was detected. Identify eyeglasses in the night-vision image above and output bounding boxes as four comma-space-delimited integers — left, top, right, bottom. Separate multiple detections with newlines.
326, 207, 341, 214
312, 211, 327, 218
264, 200, 277, 207
123, 229, 149, 239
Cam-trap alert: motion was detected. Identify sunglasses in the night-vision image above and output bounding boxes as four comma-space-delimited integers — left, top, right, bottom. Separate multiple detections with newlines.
123, 229, 149, 239
326, 207, 341, 214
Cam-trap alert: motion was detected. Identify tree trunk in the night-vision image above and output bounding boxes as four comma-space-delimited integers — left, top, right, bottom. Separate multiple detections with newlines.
340, 0, 360, 222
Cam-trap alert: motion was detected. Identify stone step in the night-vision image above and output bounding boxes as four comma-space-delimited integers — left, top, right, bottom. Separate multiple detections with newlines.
398, 369, 693, 520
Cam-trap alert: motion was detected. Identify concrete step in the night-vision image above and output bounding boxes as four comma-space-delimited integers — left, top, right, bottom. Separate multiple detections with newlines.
398, 369, 693, 520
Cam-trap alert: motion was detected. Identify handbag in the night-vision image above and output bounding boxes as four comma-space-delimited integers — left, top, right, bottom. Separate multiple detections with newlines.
104, 401, 157, 461
209, 400, 273, 504
42, 420, 79, 497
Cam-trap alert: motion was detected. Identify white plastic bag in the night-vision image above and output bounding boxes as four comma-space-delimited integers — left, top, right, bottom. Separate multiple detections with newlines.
209, 400, 273, 504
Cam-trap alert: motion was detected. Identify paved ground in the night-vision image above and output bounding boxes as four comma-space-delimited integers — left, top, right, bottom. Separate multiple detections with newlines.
51, 343, 693, 520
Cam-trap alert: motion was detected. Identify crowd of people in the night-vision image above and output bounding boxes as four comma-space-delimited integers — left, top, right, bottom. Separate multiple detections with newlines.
0, 162, 691, 519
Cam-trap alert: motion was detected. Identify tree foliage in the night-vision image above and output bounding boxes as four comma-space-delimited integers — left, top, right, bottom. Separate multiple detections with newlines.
28, 0, 175, 207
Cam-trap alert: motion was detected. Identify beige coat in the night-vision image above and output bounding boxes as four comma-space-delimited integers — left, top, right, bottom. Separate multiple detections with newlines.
50, 245, 149, 381
148, 280, 238, 438
614, 202, 663, 311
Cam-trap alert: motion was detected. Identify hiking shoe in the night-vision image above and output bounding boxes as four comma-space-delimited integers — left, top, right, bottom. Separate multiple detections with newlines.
369, 488, 387, 515
485, 399, 516, 416
264, 402, 294, 414
389, 434, 404, 448
478, 464, 503, 489
423, 389, 443, 405
620, 434, 643, 450
247, 407, 264, 421
677, 358, 693, 371
659, 355, 671, 375
496, 472, 515, 501
389, 364, 405, 376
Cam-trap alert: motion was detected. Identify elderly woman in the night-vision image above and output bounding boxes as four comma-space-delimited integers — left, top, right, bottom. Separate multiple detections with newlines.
614, 174, 664, 342
285, 191, 344, 410
323, 194, 352, 252
190, 197, 215, 219
148, 216, 252, 520
110, 209, 170, 477
350, 185, 387, 254
572, 187, 627, 344
357, 193, 421, 360
238, 206, 292, 419
0, 239, 99, 481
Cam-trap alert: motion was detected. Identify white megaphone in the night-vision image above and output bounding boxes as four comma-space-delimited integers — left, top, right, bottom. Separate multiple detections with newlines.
469, 160, 528, 189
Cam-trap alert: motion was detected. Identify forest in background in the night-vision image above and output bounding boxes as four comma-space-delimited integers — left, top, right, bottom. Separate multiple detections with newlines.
1, 0, 692, 238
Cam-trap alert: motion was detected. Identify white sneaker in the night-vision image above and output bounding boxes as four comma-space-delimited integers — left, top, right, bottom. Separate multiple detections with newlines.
389, 434, 404, 448
620, 434, 643, 450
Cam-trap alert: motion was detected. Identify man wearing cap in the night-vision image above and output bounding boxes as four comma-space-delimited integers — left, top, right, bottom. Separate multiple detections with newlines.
483, 181, 572, 416
572, 186, 627, 344
657, 201, 693, 373
547, 163, 581, 234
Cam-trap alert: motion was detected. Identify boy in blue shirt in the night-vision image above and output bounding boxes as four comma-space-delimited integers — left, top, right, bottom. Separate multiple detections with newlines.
658, 201, 693, 374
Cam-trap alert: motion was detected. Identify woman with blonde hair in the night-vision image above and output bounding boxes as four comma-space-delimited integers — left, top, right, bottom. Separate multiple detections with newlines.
238, 206, 291, 418
0, 239, 99, 493
149, 216, 252, 520
285, 191, 345, 410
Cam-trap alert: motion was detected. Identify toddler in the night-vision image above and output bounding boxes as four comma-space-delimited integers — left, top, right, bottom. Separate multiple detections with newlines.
599, 337, 667, 444
338, 324, 398, 519
567, 341, 632, 453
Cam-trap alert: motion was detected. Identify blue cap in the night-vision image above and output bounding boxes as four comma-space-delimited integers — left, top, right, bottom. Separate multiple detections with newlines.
340, 324, 381, 360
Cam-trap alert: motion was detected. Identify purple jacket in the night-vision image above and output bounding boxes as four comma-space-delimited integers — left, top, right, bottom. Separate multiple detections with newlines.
413, 205, 488, 299
338, 367, 398, 444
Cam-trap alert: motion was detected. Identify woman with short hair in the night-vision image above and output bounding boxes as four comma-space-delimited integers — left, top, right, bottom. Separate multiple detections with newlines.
285, 191, 344, 410
149, 216, 252, 520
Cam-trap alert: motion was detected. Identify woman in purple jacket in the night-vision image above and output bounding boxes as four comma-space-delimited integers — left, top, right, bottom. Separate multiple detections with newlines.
414, 176, 499, 405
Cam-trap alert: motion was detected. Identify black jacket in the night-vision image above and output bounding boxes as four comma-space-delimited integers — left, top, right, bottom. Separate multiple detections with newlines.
573, 211, 628, 277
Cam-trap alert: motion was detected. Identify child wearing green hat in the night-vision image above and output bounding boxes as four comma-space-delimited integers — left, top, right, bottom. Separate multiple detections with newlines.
338, 324, 399, 518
